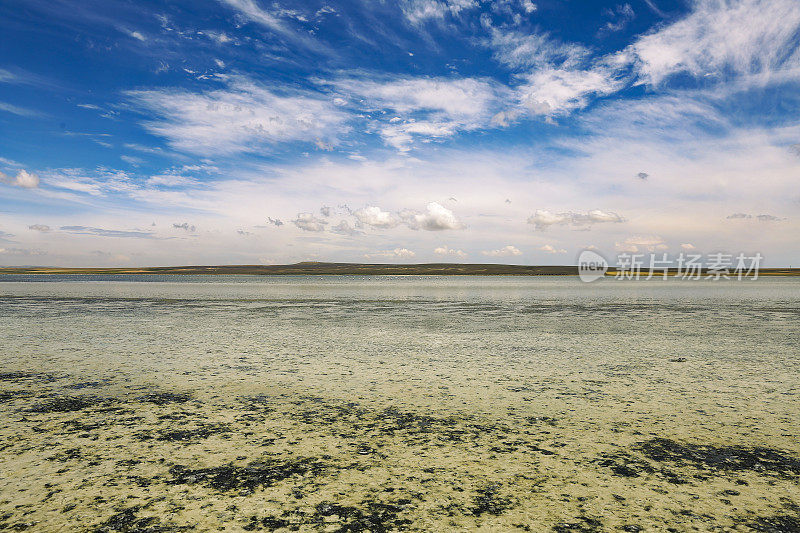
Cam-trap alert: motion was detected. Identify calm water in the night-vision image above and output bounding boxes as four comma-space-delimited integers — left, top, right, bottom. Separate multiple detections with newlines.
0, 275, 798, 531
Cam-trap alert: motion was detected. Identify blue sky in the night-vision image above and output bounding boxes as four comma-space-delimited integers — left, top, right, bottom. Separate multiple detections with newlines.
1, 0, 798, 266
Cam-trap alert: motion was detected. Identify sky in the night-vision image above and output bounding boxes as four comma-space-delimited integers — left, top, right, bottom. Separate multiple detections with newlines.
0, 0, 799, 267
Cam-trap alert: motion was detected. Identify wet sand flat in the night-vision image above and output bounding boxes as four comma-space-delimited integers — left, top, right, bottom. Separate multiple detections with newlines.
0, 275, 798, 531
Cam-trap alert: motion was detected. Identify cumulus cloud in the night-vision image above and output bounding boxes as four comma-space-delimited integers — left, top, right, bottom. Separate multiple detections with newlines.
481, 245, 522, 257
727, 212, 752, 219
28, 224, 51, 232
127, 76, 349, 155
527, 209, 625, 230
267, 217, 284, 226
400, 202, 463, 231
320, 206, 331, 217
364, 248, 416, 259
637, 172, 649, 180
757, 214, 785, 222
353, 206, 399, 229
434, 245, 467, 258
292, 213, 328, 232
614, 235, 667, 253
538, 244, 567, 254
330, 220, 362, 236
0, 169, 39, 188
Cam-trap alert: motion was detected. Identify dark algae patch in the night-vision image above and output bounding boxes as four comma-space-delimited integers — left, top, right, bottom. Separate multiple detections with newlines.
471, 483, 514, 516
94, 506, 191, 532
29, 396, 98, 413
309, 501, 412, 532
637, 438, 800, 477
167, 457, 326, 492
136, 392, 193, 405
137, 423, 230, 442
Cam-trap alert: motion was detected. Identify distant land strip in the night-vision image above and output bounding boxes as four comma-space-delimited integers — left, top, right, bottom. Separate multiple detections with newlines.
0, 262, 799, 276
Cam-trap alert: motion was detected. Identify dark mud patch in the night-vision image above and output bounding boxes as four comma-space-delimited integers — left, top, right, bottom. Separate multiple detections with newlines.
94, 506, 191, 532
167, 457, 326, 492
637, 438, 800, 477
29, 396, 102, 413
136, 392, 193, 405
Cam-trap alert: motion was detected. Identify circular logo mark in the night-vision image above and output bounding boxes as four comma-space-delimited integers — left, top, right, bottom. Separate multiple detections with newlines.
578, 249, 608, 282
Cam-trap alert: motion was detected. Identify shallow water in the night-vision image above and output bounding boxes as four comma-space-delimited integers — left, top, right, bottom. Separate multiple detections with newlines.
0, 275, 798, 531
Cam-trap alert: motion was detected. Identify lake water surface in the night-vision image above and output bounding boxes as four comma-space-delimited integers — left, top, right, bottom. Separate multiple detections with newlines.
0, 275, 798, 531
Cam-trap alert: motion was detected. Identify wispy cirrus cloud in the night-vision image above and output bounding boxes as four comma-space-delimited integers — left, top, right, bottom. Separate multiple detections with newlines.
399, 0, 478, 25
127, 76, 350, 155
330, 76, 508, 151
627, 0, 800, 85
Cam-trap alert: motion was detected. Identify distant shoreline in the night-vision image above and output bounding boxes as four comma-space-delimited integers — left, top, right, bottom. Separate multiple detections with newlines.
1, 262, 799, 276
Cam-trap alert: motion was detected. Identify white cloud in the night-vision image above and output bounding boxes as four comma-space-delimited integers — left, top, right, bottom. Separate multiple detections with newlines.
330, 220, 362, 236
538, 244, 567, 254
400, 202, 463, 230
518, 67, 624, 116
481, 245, 522, 257
615, 235, 668, 253
129, 30, 146, 41
353, 206, 399, 229
680, 243, 696, 250
364, 248, 416, 259
434, 245, 467, 258
331, 76, 507, 150
399, 0, 478, 25
217, 0, 302, 41
527, 209, 625, 230
127, 76, 349, 155
628, 0, 800, 85
601, 3, 635, 33
0, 169, 39, 188
292, 212, 327, 232
488, 29, 589, 70
0, 247, 45, 256
28, 224, 51, 232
